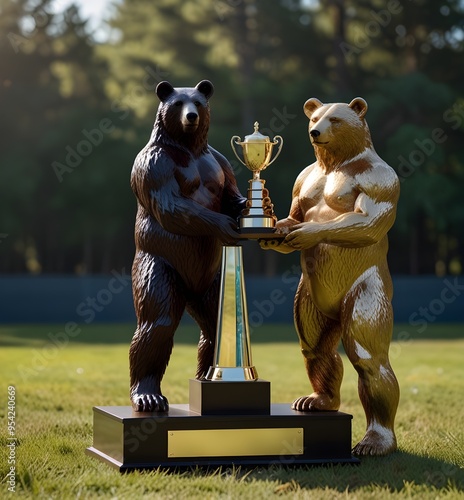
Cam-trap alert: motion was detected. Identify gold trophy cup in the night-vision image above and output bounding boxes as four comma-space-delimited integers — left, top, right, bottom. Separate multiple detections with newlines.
231, 122, 283, 236
205, 123, 283, 383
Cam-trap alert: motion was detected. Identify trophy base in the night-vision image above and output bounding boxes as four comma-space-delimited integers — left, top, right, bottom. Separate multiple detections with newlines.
238, 230, 285, 241
205, 365, 259, 382
189, 378, 270, 415
86, 403, 359, 471
238, 220, 285, 241
240, 215, 275, 230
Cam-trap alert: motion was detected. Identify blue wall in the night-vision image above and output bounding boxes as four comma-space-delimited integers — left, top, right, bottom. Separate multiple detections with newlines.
0, 273, 462, 325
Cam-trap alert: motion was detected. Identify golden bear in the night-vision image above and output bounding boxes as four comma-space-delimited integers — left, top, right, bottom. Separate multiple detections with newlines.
262, 97, 400, 456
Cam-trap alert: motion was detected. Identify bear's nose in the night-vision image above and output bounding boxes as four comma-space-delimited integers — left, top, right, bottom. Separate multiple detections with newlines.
186, 112, 198, 123
310, 129, 320, 138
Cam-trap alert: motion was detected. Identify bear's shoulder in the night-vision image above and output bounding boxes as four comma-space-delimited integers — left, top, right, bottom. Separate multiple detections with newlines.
341, 148, 388, 173
135, 138, 192, 172
131, 144, 176, 192
348, 149, 399, 196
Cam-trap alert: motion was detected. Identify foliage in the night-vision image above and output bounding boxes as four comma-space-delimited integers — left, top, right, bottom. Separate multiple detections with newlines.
1, 0, 463, 274
0, 323, 463, 498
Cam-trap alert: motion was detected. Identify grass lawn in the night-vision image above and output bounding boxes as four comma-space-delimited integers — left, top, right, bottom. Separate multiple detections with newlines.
1, 323, 463, 499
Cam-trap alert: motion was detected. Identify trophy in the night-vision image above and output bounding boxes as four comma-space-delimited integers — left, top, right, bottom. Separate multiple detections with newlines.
86, 119, 357, 471
205, 245, 258, 382
231, 122, 282, 235
205, 123, 284, 384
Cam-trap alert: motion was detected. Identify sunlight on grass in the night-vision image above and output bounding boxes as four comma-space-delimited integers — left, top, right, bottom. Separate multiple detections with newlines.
0, 324, 463, 499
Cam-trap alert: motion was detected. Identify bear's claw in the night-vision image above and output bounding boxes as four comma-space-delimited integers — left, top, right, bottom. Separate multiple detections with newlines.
352, 429, 397, 456
132, 393, 169, 413
291, 393, 340, 412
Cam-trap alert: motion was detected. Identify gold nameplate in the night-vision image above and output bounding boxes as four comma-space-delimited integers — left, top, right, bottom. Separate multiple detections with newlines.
167, 428, 303, 458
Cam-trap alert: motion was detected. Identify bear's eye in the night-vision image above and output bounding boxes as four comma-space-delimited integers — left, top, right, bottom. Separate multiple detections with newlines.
174, 100, 183, 107
330, 117, 340, 123
311, 117, 319, 123
194, 101, 201, 107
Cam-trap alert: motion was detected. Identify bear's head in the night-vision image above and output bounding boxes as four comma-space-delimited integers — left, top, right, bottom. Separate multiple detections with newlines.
303, 97, 373, 166
154, 80, 214, 156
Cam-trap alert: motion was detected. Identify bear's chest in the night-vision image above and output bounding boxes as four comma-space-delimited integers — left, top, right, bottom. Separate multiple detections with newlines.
175, 153, 225, 209
300, 168, 358, 220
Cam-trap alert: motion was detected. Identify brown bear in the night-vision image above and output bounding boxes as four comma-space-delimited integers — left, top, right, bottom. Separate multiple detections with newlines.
130, 80, 246, 412
262, 97, 400, 456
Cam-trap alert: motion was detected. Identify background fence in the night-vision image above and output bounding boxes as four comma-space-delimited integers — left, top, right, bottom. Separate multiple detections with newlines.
1, 274, 462, 326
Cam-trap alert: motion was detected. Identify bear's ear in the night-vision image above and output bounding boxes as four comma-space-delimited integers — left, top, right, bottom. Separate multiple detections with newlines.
156, 81, 175, 102
304, 98, 323, 118
349, 97, 368, 119
195, 80, 214, 100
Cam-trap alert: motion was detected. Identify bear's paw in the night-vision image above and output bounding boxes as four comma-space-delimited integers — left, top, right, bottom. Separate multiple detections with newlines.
131, 392, 169, 413
352, 427, 397, 456
291, 392, 340, 412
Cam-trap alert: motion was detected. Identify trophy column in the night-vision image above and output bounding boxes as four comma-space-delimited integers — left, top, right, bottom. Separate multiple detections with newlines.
189, 245, 271, 416
206, 246, 257, 381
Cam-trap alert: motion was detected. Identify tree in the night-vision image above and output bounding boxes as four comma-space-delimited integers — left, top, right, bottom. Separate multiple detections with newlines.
2, 0, 463, 275
0, 0, 133, 273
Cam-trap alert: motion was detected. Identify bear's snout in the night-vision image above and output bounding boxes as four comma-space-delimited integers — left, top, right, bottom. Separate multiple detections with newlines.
310, 129, 320, 138
181, 102, 200, 131
186, 112, 198, 123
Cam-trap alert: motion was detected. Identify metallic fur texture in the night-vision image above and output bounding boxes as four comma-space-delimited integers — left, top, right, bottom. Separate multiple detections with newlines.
129, 81, 245, 412
262, 97, 400, 456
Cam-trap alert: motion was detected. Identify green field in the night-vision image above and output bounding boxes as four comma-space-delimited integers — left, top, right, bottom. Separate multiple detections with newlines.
1, 323, 463, 499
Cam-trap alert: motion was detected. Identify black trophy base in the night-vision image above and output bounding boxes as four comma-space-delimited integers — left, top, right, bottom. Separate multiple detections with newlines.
189, 378, 271, 415
86, 404, 359, 471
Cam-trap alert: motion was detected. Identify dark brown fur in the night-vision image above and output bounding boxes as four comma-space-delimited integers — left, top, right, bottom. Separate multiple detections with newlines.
129, 81, 246, 412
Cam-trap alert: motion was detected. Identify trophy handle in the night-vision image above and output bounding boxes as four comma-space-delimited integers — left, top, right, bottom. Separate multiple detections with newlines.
267, 136, 283, 167
230, 136, 247, 167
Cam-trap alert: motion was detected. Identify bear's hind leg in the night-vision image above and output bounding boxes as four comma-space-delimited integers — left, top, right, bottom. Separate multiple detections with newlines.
292, 278, 343, 412
130, 253, 186, 412
341, 268, 399, 456
186, 274, 220, 379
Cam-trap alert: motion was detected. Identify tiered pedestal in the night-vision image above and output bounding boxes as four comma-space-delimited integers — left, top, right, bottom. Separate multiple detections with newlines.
86, 379, 358, 471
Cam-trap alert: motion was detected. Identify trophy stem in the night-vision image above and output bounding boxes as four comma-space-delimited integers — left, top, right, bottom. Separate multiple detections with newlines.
239, 178, 276, 232
206, 246, 258, 381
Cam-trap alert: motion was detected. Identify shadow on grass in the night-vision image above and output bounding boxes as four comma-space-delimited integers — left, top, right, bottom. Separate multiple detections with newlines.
287, 451, 464, 493
163, 451, 464, 493
0, 322, 463, 348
